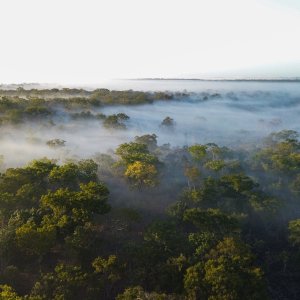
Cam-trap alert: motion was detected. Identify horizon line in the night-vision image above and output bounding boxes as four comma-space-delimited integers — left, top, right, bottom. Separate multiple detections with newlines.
1, 76, 300, 87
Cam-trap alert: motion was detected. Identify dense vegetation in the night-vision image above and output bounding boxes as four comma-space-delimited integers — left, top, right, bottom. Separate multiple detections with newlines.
0, 89, 299, 299
0, 88, 186, 128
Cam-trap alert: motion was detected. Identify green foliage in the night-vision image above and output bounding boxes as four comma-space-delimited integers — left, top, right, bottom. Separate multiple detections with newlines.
288, 219, 300, 247
0, 159, 111, 298
116, 286, 181, 300
255, 130, 300, 173
203, 238, 268, 300
30, 264, 89, 300
266, 130, 299, 145
184, 238, 267, 300
144, 221, 187, 256
49, 159, 98, 187
0, 127, 299, 298
125, 161, 158, 188
90, 89, 151, 105
204, 159, 226, 172
103, 114, 130, 129
249, 193, 281, 215
291, 174, 300, 194
184, 166, 201, 189
71, 110, 106, 120
115, 142, 159, 166
179, 174, 260, 214
134, 134, 158, 151
184, 262, 205, 299
188, 144, 207, 161
92, 255, 121, 284
115, 142, 160, 188
24, 105, 51, 118
0, 285, 22, 300
15, 220, 56, 257
183, 208, 240, 237
41, 181, 110, 228
220, 174, 257, 193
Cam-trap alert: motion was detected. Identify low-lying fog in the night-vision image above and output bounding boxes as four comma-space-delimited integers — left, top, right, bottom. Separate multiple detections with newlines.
87, 79, 300, 95
1, 80, 300, 167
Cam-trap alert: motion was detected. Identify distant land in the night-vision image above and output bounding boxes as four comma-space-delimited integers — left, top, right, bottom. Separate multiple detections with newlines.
131, 77, 300, 82
0, 77, 300, 91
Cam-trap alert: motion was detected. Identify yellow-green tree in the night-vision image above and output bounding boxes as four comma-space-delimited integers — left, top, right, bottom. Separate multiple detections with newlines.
203, 237, 268, 300
125, 161, 158, 188
0, 285, 22, 300
184, 166, 201, 189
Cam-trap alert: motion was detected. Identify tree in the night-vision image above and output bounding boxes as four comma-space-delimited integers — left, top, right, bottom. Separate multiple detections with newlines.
77, 159, 98, 182
49, 163, 80, 188
115, 142, 158, 166
0, 193, 18, 223
265, 130, 299, 145
0, 285, 22, 300
24, 105, 51, 118
161, 117, 175, 128
204, 160, 226, 172
27, 159, 57, 177
103, 114, 129, 129
203, 237, 268, 300
291, 174, 300, 194
180, 174, 259, 214
254, 131, 300, 173
184, 208, 239, 232
116, 113, 130, 120
188, 144, 207, 162
184, 166, 201, 189
92, 255, 122, 297
46, 139, 66, 148
40, 182, 110, 233
30, 264, 89, 300
0, 154, 4, 171
49, 160, 98, 188
134, 134, 158, 151
116, 286, 181, 300
220, 174, 257, 194
15, 220, 56, 258
288, 219, 300, 247
115, 142, 160, 188
125, 161, 158, 188
184, 263, 206, 300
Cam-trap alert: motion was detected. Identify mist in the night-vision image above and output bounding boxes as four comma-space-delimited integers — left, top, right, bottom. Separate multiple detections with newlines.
0, 80, 299, 168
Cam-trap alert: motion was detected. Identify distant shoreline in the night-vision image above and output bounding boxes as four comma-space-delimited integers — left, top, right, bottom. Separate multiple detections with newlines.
129, 78, 300, 82
0, 78, 299, 91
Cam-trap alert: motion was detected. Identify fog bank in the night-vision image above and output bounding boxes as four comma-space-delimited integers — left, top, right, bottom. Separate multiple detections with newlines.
0, 81, 299, 167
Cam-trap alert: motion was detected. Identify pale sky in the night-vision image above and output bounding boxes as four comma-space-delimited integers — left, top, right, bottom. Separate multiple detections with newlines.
1, 0, 300, 83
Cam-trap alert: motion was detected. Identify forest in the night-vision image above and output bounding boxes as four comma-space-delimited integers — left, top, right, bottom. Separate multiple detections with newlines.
0, 87, 299, 299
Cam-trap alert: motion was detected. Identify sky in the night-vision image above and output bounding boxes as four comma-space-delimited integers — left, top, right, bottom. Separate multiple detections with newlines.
0, 0, 300, 83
